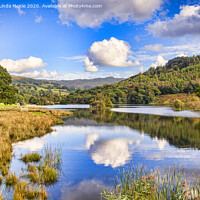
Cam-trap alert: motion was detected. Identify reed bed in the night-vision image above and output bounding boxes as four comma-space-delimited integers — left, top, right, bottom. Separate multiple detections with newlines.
13, 181, 48, 200
1, 145, 63, 200
0, 107, 71, 200
103, 165, 200, 200
26, 145, 62, 185
0, 108, 72, 178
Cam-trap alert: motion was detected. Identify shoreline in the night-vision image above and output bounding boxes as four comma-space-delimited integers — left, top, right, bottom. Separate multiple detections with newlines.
0, 107, 72, 177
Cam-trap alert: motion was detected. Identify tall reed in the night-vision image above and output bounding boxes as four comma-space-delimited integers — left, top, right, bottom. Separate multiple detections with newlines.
27, 145, 63, 185
103, 165, 200, 200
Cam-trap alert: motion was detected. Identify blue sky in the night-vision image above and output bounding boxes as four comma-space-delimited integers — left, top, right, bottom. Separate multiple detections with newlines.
0, 0, 200, 79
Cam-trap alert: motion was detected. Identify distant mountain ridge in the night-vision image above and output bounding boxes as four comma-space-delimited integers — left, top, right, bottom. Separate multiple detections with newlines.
12, 76, 123, 90
50, 77, 124, 89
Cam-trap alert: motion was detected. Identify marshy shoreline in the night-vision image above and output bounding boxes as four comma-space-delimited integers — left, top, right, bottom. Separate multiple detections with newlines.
0, 106, 72, 199
0, 106, 72, 179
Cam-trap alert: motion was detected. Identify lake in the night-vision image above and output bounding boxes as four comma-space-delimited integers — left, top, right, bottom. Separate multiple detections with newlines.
2, 105, 200, 199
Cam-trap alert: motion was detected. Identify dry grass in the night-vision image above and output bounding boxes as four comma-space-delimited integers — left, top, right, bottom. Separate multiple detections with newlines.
185, 98, 200, 110
5, 172, 18, 187
13, 181, 48, 200
154, 93, 200, 110
173, 97, 200, 111
154, 93, 196, 104
0, 107, 72, 177
0, 107, 71, 200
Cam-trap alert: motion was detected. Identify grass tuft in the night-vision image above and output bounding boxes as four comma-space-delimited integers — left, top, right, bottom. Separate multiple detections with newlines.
27, 164, 40, 184
13, 181, 48, 200
5, 172, 18, 187
21, 152, 41, 163
26, 145, 62, 185
42, 166, 59, 184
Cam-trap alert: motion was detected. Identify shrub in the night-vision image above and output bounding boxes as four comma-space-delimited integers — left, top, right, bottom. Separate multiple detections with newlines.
174, 99, 185, 111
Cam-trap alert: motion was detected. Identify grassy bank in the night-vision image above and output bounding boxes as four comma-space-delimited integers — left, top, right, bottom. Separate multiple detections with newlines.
154, 93, 196, 104
103, 165, 200, 200
154, 93, 200, 111
0, 107, 72, 177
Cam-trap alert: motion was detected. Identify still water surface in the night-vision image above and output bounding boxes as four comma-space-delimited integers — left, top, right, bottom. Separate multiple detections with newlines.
3, 105, 200, 199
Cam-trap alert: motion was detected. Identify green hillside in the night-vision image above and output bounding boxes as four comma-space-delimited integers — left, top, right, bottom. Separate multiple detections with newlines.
11, 76, 123, 105
12, 76, 72, 105
62, 55, 200, 104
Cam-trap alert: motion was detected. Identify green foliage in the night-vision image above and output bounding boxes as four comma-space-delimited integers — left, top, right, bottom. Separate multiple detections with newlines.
0, 66, 18, 104
195, 86, 200, 97
174, 99, 185, 111
90, 93, 113, 110
62, 55, 200, 105
12, 76, 71, 105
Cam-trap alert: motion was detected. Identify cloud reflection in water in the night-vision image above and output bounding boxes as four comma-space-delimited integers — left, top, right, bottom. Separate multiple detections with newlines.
88, 138, 134, 168
60, 179, 104, 200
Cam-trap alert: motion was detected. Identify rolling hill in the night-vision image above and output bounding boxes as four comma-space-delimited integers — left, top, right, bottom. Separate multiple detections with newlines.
11, 76, 124, 105
61, 55, 200, 104
12, 75, 71, 95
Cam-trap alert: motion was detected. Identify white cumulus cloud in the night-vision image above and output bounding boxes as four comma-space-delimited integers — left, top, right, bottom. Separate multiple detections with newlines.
177, 52, 187, 57
0, 56, 46, 73
84, 37, 141, 72
148, 5, 200, 37
58, 0, 162, 28
84, 57, 98, 72
20, 69, 58, 79
151, 55, 167, 68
